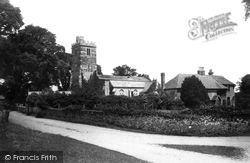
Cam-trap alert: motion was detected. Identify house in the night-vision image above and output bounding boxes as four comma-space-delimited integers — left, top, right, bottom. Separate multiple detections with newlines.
164, 67, 235, 106
98, 75, 154, 97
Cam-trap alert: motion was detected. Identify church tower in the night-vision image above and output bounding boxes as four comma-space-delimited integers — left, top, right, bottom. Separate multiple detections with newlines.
71, 36, 97, 88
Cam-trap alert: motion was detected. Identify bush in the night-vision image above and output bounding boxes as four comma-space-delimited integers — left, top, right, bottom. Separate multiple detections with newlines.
181, 75, 210, 108
26, 93, 49, 109
236, 93, 250, 110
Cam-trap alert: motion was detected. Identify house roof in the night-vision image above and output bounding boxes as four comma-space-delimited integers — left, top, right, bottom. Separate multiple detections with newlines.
211, 75, 235, 86
164, 74, 232, 90
98, 75, 151, 82
142, 81, 157, 93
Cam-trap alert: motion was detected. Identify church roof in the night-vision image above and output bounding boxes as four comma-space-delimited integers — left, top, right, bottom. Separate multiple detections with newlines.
164, 74, 233, 90
98, 75, 152, 89
98, 75, 151, 82
109, 81, 146, 88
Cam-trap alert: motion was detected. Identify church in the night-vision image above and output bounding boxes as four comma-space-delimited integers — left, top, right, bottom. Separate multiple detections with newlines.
70, 36, 154, 97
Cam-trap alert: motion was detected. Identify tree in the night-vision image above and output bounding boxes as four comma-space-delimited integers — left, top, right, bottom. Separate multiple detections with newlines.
236, 74, 250, 110
0, 25, 64, 104
55, 51, 72, 91
112, 64, 137, 76
239, 74, 250, 94
12, 25, 63, 90
180, 75, 210, 108
0, 0, 24, 36
97, 64, 103, 75
242, 0, 250, 21
88, 71, 104, 96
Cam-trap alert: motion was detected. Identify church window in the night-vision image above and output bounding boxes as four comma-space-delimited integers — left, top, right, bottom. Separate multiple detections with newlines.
119, 89, 124, 95
87, 48, 90, 55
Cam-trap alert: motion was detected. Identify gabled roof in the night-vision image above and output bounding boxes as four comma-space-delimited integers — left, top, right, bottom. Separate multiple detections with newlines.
98, 75, 151, 82
142, 80, 157, 93
164, 74, 231, 90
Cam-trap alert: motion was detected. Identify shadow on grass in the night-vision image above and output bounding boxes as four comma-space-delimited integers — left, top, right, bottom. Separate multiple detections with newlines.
0, 123, 149, 163
161, 144, 246, 160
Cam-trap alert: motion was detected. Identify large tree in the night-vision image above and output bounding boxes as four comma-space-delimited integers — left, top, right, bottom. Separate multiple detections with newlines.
0, 25, 65, 104
112, 64, 137, 76
0, 0, 24, 36
11, 25, 61, 90
180, 75, 210, 108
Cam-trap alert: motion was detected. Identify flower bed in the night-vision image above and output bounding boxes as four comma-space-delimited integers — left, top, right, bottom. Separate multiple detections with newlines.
44, 108, 250, 136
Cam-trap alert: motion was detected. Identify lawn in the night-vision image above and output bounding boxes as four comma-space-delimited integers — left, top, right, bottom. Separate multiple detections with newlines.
0, 123, 149, 163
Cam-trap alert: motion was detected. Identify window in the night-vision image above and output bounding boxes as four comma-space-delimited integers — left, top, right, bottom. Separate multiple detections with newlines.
227, 97, 230, 106
119, 89, 124, 95
132, 89, 138, 96
87, 48, 90, 55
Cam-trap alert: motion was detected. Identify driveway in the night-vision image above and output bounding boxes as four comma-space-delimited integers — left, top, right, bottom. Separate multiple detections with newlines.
9, 111, 250, 163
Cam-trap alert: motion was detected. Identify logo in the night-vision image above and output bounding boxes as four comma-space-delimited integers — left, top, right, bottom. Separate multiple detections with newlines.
5, 155, 11, 160
188, 12, 237, 41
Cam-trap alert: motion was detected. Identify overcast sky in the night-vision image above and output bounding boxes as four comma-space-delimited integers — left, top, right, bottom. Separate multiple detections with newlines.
9, 0, 250, 84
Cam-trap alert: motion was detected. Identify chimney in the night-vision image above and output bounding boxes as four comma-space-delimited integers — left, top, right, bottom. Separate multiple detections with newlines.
161, 73, 165, 90
197, 67, 205, 76
208, 69, 214, 75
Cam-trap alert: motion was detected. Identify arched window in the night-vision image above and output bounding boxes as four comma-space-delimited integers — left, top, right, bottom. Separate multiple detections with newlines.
119, 89, 124, 95
133, 89, 138, 96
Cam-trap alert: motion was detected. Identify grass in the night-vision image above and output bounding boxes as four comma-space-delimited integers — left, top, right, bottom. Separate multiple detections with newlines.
0, 123, 149, 163
162, 144, 246, 160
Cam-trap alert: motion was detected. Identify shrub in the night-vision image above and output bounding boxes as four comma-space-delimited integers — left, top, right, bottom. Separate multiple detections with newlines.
181, 75, 210, 108
26, 93, 41, 107
25, 93, 49, 117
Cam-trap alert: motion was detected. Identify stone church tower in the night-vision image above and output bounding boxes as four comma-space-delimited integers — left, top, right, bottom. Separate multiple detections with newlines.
71, 36, 97, 88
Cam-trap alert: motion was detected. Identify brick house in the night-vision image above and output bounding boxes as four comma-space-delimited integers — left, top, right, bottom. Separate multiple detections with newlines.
164, 67, 235, 106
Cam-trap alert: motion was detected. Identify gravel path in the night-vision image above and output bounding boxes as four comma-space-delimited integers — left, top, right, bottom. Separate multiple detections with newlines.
9, 111, 250, 163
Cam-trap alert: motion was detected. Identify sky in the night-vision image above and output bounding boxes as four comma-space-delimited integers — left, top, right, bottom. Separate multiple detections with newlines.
9, 0, 250, 85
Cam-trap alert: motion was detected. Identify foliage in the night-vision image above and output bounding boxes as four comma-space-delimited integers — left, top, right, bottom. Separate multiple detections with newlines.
88, 71, 105, 96
239, 74, 250, 94
236, 74, 250, 110
97, 64, 103, 75
26, 93, 48, 110
0, 24, 68, 104
0, 0, 24, 36
181, 75, 210, 108
55, 52, 72, 91
112, 64, 137, 76
44, 109, 250, 136
242, 0, 250, 21
236, 93, 250, 110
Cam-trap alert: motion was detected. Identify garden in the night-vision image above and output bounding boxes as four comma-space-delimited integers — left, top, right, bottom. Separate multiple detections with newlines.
18, 89, 250, 137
